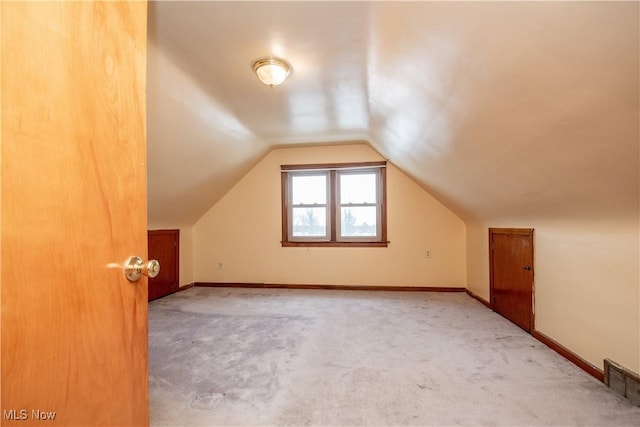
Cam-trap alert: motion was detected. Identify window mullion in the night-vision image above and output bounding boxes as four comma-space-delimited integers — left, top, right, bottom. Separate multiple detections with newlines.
340, 202, 376, 207
330, 170, 337, 242
293, 203, 327, 208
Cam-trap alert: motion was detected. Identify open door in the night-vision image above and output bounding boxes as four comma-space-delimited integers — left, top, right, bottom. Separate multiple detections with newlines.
489, 228, 535, 332
1, 2, 149, 425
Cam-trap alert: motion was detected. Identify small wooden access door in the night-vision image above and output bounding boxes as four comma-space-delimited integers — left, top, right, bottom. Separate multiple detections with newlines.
489, 228, 535, 332
148, 229, 180, 300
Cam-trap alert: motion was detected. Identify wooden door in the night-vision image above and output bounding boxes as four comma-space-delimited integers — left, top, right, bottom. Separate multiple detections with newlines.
1, 2, 149, 426
148, 230, 180, 301
489, 228, 535, 332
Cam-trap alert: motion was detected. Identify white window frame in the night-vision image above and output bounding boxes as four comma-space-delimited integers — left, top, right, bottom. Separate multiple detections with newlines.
287, 171, 331, 242
335, 168, 382, 242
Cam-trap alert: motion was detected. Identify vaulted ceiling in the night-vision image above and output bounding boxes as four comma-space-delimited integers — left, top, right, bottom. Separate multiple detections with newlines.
147, 1, 639, 226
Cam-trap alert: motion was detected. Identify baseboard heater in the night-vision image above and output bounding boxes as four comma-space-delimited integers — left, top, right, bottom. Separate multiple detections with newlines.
604, 359, 640, 406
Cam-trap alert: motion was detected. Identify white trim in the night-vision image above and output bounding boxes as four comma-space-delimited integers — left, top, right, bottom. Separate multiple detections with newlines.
335, 169, 382, 242
287, 171, 331, 242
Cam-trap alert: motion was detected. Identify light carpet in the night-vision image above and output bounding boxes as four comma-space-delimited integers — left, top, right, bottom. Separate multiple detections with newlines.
149, 287, 640, 426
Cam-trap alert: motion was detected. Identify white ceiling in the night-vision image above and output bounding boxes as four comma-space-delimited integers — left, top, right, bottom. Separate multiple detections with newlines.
147, 1, 639, 226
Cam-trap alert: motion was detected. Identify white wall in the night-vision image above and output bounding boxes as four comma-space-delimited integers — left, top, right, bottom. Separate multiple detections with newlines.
467, 218, 640, 372
193, 144, 466, 287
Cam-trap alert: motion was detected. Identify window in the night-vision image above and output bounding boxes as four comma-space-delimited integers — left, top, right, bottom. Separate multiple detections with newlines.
281, 161, 387, 247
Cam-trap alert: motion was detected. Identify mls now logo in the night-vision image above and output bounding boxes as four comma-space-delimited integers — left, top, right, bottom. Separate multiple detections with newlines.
3, 409, 57, 421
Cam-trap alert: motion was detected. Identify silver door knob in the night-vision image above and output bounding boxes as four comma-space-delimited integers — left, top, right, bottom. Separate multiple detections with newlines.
124, 256, 160, 282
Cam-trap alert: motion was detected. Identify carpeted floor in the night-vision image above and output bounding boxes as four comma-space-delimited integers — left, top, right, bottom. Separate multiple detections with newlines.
149, 287, 640, 426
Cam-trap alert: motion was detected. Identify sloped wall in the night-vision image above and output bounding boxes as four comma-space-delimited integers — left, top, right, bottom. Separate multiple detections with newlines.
466, 218, 640, 373
193, 144, 466, 287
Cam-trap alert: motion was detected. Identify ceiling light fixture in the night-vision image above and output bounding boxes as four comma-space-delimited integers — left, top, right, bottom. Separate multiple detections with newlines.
252, 57, 291, 87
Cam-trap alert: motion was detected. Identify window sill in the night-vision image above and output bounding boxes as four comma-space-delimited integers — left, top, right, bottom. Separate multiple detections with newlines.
281, 241, 389, 248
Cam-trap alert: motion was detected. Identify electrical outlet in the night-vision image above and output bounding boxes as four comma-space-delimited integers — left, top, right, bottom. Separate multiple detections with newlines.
425, 250, 432, 258
217, 262, 223, 270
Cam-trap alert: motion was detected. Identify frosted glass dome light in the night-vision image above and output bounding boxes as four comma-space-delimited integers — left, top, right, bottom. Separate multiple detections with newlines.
253, 58, 291, 87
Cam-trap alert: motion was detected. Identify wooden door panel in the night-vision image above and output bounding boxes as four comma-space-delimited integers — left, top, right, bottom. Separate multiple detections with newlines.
148, 230, 179, 301
1, 2, 148, 426
490, 228, 534, 332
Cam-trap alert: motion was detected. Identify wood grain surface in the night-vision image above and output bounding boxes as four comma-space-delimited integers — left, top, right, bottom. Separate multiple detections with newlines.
1, 2, 148, 425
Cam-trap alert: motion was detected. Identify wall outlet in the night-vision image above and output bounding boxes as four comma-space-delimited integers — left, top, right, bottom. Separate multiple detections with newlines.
217, 262, 223, 270
425, 250, 432, 258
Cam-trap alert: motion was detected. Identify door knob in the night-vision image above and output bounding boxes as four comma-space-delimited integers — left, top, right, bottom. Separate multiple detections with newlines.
124, 256, 160, 282
522, 265, 532, 271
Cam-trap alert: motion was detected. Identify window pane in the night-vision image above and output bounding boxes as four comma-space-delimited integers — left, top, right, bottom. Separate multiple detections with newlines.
341, 207, 377, 237
292, 207, 327, 237
340, 173, 377, 204
292, 175, 326, 205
